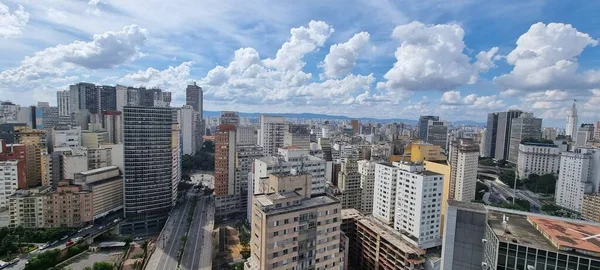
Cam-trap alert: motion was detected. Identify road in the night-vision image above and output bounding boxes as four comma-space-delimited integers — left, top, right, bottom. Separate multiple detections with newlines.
146, 192, 192, 270
3, 211, 123, 270
180, 195, 214, 270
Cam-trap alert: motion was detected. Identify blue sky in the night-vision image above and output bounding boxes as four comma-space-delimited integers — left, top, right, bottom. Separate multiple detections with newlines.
1, 0, 600, 127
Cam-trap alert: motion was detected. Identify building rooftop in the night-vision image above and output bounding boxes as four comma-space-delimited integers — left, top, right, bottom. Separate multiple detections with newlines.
359, 215, 426, 256
447, 200, 487, 213
520, 142, 558, 147
254, 193, 339, 216
487, 208, 600, 256
78, 165, 119, 175
341, 208, 362, 220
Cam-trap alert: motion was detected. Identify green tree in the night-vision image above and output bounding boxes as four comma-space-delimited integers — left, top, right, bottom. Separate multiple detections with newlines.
124, 235, 133, 245
93, 261, 114, 270
24, 249, 60, 270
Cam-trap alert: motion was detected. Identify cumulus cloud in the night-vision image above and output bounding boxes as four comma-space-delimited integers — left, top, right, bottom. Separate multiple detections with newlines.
440, 90, 505, 110
123, 62, 193, 102
494, 22, 599, 91
0, 2, 30, 39
0, 25, 148, 84
321, 32, 370, 78
377, 21, 498, 92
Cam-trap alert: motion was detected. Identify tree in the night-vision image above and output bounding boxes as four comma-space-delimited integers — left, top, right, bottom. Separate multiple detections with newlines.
93, 261, 114, 270
24, 249, 60, 270
478, 158, 495, 166
124, 235, 133, 245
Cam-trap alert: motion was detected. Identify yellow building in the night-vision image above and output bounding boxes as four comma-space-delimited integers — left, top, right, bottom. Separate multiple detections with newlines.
424, 160, 451, 235
14, 127, 45, 187
405, 142, 446, 163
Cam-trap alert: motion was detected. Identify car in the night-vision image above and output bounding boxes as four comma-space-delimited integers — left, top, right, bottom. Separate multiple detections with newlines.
73, 237, 83, 242
99, 225, 105, 230
39, 244, 49, 250
113, 218, 120, 223
61, 235, 68, 240
50, 240, 58, 245
66, 240, 74, 247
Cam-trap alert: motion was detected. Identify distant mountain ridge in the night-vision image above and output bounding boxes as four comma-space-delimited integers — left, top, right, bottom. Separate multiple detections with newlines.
203, 110, 485, 126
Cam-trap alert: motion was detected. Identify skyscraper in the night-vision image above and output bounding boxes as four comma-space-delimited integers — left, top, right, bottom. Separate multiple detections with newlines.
178, 105, 197, 155
57, 90, 70, 116
485, 110, 523, 161
576, 124, 595, 146
566, 101, 578, 138
258, 115, 285, 156
98, 85, 117, 112
219, 111, 239, 125
555, 147, 600, 213
103, 111, 123, 144
215, 124, 236, 197
336, 158, 361, 210
426, 120, 449, 149
69, 82, 100, 114
449, 139, 480, 202
507, 112, 542, 164
121, 106, 175, 234
418, 115, 439, 140
351, 119, 359, 135
484, 113, 499, 157
185, 82, 203, 113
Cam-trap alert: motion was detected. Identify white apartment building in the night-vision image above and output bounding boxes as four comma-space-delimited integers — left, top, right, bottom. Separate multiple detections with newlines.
372, 163, 399, 225
357, 160, 376, 214
516, 142, 562, 179
178, 105, 197, 155
87, 147, 112, 170
0, 161, 24, 209
57, 90, 70, 116
62, 149, 88, 179
555, 148, 600, 213
52, 126, 81, 148
393, 162, 443, 249
449, 139, 479, 202
236, 125, 257, 145
258, 115, 285, 156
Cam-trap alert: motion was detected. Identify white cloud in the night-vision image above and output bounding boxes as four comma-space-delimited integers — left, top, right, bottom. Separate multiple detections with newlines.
494, 22, 599, 91
499, 89, 522, 97
123, 61, 193, 102
0, 25, 148, 84
377, 21, 498, 92
0, 2, 29, 39
321, 32, 370, 78
440, 90, 505, 110
474, 47, 499, 72
263, 20, 333, 71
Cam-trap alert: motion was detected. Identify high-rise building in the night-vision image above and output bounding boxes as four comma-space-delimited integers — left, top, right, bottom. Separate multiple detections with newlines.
441, 200, 488, 270
235, 144, 263, 215
74, 166, 123, 219
0, 160, 26, 209
517, 142, 562, 179
351, 119, 359, 135
340, 209, 427, 270
258, 115, 285, 156
98, 85, 117, 113
542, 127, 558, 141
418, 115, 439, 140
357, 160, 376, 214
485, 110, 523, 160
449, 139, 480, 202
372, 163, 399, 225
219, 111, 239, 126
336, 158, 361, 210
236, 126, 257, 145
0, 123, 26, 144
576, 124, 595, 146
122, 106, 175, 234
283, 124, 311, 149
57, 90, 70, 116
582, 193, 600, 223
178, 105, 197, 155
406, 142, 446, 162
566, 101, 578, 138
103, 111, 123, 144
426, 120, 449, 149
185, 82, 203, 113
508, 113, 542, 164
245, 173, 345, 270
52, 125, 81, 149
14, 127, 45, 187
215, 124, 236, 197
423, 160, 451, 235
69, 82, 100, 114
595, 121, 600, 140
555, 147, 600, 213
81, 130, 109, 148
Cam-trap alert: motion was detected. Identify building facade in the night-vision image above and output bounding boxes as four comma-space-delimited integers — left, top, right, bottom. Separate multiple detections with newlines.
566, 101, 578, 138
449, 139, 480, 202
516, 142, 561, 179
555, 147, 600, 213
357, 160, 376, 214
178, 105, 197, 155
418, 116, 439, 140
336, 158, 362, 210
441, 201, 488, 270
508, 113, 542, 164
258, 115, 285, 156
0, 160, 26, 209
426, 120, 448, 149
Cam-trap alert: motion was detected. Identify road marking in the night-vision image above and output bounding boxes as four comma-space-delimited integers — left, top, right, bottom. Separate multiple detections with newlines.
161, 193, 192, 270
190, 196, 206, 269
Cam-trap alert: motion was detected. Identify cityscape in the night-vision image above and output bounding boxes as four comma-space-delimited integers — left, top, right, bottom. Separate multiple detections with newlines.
1, 1, 600, 270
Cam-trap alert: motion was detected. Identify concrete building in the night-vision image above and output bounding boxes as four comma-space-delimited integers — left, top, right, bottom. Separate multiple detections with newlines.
418, 116, 439, 140
14, 127, 45, 187
62, 148, 88, 179
171, 124, 182, 207
75, 166, 123, 219
576, 124, 595, 146
449, 139, 480, 202
372, 163, 399, 225
595, 121, 600, 140
441, 200, 488, 270
236, 144, 263, 215
8, 187, 48, 228
0, 123, 27, 144
582, 193, 600, 223
423, 160, 451, 235
45, 181, 94, 228
70, 82, 100, 114
555, 147, 600, 213
245, 173, 345, 270
237, 126, 257, 145
351, 119, 359, 135
97, 85, 117, 113
103, 111, 123, 144
87, 147, 112, 170
101, 143, 124, 172
219, 111, 239, 125
484, 110, 523, 160
122, 106, 175, 234
283, 124, 311, 150
357, 160, 376, 214
392, 162, 443, 249
426, 120, 448, 149
52, 126, 81, 148
81, 130, 108, 148
185, 82, 203, 113
0, 160, 26, 209
178, 105, 197, 155
516, 142, 562, 179
406, 142, 446, 163
340, 209, 426, 270
336, 158, 361, 210
258, 115, 285, 156
566, 101, 578, 138
508, 113, 542, 164
542, 127, 558, 141
215, 124, 236, 197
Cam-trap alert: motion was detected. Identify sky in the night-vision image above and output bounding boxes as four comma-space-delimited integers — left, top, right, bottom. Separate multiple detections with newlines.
1, 0, 600, 127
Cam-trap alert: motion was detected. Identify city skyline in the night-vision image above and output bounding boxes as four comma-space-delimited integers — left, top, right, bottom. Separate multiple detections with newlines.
1, 1, 600, 126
